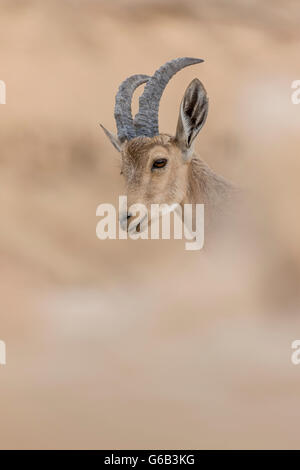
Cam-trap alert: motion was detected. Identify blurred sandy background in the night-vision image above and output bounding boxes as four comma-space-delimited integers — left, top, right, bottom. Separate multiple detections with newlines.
0, 0, 300, 449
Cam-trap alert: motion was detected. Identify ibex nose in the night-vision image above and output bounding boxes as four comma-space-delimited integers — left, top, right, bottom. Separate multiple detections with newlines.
127, 213, 132, 220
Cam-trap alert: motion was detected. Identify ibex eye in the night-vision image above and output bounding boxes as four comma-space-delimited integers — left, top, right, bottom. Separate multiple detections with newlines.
152, 158, 167, 169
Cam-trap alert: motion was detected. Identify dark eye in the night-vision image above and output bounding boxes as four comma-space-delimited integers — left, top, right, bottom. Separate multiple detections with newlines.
152, 158, 167, 170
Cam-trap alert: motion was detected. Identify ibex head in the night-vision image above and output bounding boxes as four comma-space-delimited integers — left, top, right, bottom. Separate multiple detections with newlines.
101, 57, 209, 230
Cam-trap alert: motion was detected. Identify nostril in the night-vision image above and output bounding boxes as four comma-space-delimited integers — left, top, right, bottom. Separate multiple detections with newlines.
127, 213, 132, 220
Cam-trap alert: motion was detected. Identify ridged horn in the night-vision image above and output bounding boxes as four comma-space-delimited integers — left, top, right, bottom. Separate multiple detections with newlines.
134, 57, 204, 137
114, 74, 150, 142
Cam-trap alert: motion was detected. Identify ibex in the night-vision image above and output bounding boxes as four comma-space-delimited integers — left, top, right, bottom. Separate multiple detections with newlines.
101, 57, 234, 232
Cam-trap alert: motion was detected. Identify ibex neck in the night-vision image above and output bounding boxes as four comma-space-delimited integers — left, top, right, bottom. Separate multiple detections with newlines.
185, 155, 234, 211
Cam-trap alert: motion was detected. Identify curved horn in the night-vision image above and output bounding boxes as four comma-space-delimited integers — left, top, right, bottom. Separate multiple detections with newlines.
134, 57, 204, 137
114, 74, 150, 142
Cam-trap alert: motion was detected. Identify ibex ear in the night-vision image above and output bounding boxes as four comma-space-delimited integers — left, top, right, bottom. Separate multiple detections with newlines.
175, 78, 208, 160
100, 124, 122, 152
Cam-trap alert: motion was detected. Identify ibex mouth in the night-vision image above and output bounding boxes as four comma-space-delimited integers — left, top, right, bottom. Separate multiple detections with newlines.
119, 211, 147, 234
